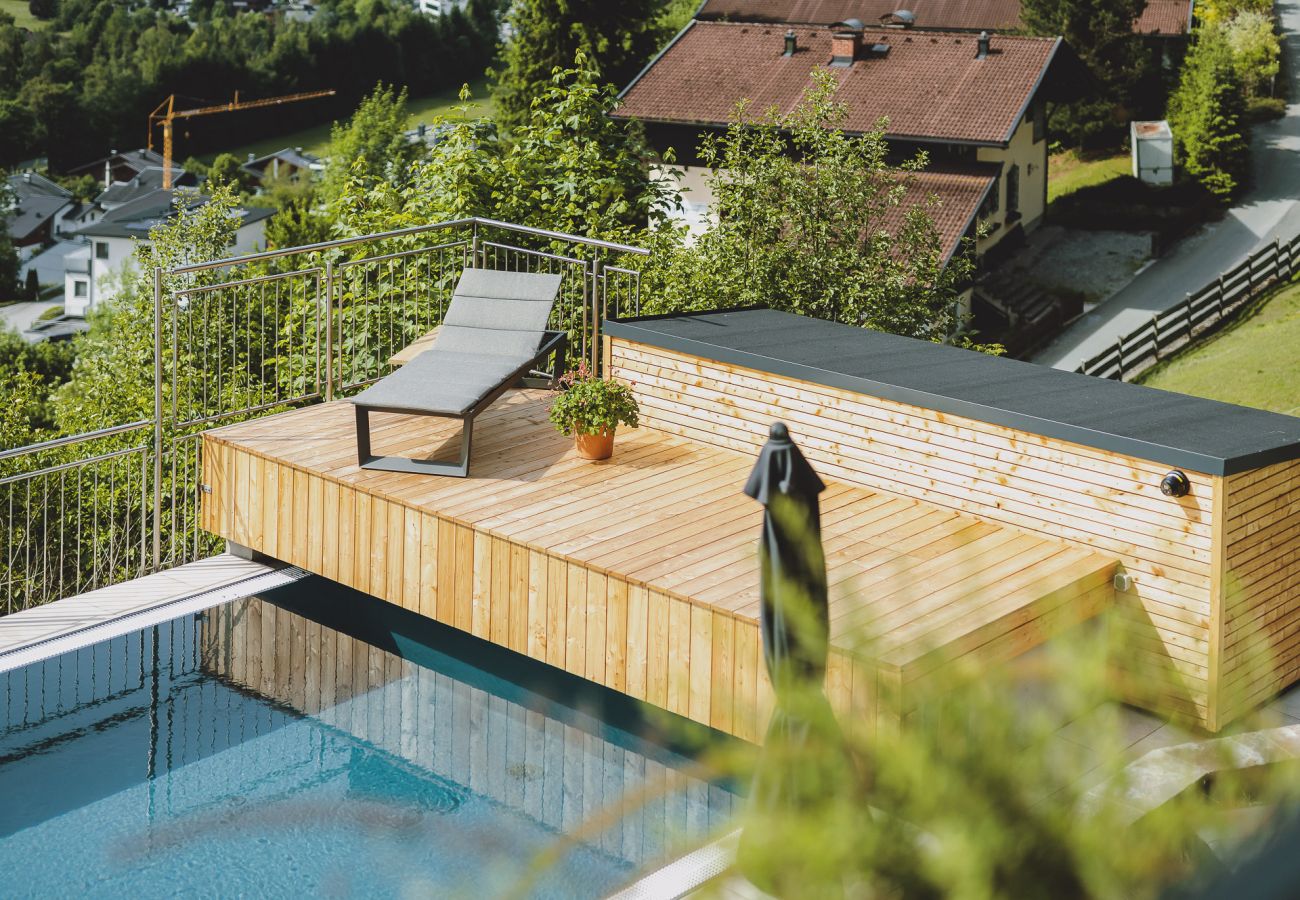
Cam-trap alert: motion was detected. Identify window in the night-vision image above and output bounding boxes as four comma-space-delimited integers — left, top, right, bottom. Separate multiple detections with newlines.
1006, 164, 1020, 220
94, 241, 109, 260
73, 281, 88, 298
981, 173, 1001, 217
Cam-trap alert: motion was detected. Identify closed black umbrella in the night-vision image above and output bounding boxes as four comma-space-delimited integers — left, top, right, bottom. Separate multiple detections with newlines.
742, 421, 830, 693
739, 422, 848, 892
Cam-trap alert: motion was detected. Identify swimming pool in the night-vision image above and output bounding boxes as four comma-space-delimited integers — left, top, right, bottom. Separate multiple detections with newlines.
0, 577, 738, 898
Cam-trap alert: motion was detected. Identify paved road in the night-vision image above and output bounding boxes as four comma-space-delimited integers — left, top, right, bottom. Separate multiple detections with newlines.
1035, 0, 1300, 370
0, 300, 61, 340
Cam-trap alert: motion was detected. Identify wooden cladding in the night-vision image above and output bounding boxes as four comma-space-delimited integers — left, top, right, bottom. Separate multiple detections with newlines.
1216, 459, 1300, 725
202, 394, 1113, 741
201, 596, 737, 869
608, 338, 1219, 725
203, 433, 790, 741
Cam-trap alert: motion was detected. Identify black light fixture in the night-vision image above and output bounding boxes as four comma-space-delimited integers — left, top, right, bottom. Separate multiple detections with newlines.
1160, 470, 1191, 498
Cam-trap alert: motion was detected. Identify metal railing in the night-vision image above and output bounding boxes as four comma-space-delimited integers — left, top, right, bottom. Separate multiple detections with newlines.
1075, 234, 1300, 381
1, 423, 153, 613
0, 218, 646, 616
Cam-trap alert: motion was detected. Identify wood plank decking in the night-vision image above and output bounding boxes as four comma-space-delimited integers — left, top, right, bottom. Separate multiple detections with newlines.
201, 390, 1117, 739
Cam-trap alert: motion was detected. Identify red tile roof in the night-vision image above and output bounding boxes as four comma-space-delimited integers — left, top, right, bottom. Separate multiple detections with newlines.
615, 22, 1060, 146
696, 0, 1192, 36
697, 0, 1021, 31
1134, 0, 1193, 35
891, 164, 999, 261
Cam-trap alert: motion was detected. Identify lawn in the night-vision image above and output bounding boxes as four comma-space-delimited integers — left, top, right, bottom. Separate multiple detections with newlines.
0, 0, 51, 29
1138, 277, 1300, 416
202, 79, 493, 165
1047, 151, 1130, 205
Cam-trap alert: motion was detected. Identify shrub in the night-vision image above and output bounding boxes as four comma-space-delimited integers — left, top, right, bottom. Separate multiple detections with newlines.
1246, 95, 1287, 122
1223, 11, 1281, 97
1168, 26, 1250, 200
1197, 0, 1273, 27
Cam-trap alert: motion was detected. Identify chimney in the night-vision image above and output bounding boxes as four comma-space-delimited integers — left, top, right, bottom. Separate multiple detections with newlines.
830, 28, 862, 67
295, 146, 303, 153
783, 29, 797, 56
248, 152, 256, 162
976, 31, 990, 59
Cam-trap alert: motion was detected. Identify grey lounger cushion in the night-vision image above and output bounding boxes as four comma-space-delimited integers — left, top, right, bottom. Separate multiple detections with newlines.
350, 269, 563, 415
350, 350, 524, 416
435, 269, 563, 358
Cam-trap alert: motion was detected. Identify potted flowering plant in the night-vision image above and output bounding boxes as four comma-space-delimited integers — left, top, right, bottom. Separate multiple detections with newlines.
548, 362, 639, 460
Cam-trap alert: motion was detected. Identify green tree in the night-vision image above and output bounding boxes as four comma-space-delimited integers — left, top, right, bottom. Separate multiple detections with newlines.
27, 0, 56, 20
205, 152, 256, 195
0, 179, 19, 302
333, 65, 675, 244
640, 74, 981, 345
53, 186, 249, 433
1168, 26, 1250, 200
1021, 0, 1153, 147
0, 326, 76, 435
25, 268, 39, 302
0, 369, 51, 454
16, 75, 79, 169
320, 84, 424, 201
1223, 11, 1281, 98
492, 0, 667, 127
1197, 0, 1272, 27
50, 172, 101, 204
658, 0, 697, 34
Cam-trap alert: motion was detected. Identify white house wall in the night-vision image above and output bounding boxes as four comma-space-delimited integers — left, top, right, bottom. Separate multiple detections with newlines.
64, 219, 267, 317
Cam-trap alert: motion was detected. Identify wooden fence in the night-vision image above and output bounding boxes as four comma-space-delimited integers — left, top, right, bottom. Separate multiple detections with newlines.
1075, 233, 1300, 381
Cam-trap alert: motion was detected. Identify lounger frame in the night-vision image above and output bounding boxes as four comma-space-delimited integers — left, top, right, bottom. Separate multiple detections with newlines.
354, 330, 568, 477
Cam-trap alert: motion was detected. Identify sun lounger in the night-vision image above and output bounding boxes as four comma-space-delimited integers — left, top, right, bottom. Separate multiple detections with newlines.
351, 268, 567, 477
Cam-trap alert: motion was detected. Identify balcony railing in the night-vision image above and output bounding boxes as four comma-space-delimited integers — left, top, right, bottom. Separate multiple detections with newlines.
1, 217, 648, 615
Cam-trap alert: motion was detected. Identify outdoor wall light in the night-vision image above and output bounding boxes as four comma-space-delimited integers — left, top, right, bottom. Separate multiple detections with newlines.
1160, 470, 1191, 498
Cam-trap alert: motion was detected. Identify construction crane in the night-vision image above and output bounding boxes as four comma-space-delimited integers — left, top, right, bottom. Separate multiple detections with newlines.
147, 89, 337, 189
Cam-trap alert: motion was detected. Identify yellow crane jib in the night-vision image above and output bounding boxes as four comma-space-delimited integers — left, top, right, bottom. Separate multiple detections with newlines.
147, 89, 337, 190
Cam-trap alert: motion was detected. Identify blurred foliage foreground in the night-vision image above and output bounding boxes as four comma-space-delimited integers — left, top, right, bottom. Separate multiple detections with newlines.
661, 607, 1300, 900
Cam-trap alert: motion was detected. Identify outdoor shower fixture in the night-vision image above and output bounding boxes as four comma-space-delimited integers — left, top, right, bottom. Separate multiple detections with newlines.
1160, 470, 1191, 498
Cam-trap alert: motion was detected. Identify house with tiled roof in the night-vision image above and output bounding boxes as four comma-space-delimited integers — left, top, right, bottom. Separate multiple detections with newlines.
695, 0, 1194, 39
5, 172, 74, 250
63, 189, 273, 317
615, 20, 1084, 264
241, 147, 324, 184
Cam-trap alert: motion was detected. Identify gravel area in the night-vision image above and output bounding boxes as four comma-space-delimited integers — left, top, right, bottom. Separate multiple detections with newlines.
997, 225, 1153, 310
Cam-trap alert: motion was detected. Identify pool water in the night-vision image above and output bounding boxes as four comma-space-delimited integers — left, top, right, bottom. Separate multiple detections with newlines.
0, 578, 738, 899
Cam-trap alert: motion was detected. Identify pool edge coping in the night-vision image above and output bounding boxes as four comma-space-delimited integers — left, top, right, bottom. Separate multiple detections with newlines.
0, 565, 310, 675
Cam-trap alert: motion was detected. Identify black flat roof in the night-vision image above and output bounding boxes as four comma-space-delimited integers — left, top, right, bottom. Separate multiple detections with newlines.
603, 308, 1300, 476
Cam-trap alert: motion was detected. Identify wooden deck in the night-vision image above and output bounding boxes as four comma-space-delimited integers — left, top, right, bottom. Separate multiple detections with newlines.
201, 390, 1117, 739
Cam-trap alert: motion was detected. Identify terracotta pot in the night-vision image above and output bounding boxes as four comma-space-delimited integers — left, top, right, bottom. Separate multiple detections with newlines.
575, 429, 615, 461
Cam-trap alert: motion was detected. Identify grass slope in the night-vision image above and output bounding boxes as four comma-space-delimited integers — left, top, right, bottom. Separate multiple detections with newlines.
0, 0, 51, 29
1048, 151, 1130, 205
202, 79, 493, 165
1138, 278, 1300, 416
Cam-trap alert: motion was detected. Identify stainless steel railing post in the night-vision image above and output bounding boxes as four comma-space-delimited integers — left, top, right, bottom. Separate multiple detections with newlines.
152, 266, 164, 571
323, 259, 335, 402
